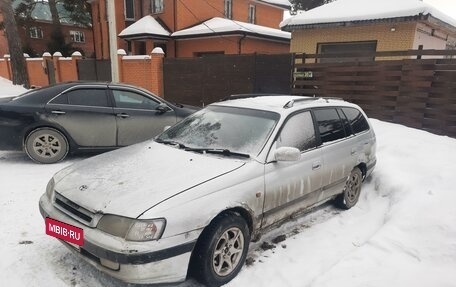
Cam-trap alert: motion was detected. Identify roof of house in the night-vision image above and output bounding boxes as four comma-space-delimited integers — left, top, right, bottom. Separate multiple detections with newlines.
171, 17, 291, 41
118, 15, 171, 40
257, 0, 291, 10
281, 0, 456, 30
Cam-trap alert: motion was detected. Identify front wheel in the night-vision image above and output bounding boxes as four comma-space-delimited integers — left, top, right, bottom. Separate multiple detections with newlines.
25, 128, 69, 164
191, 212, 250, 286
335, 167, 363, 209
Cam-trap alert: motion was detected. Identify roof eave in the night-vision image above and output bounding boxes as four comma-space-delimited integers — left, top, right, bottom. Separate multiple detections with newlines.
119, 33, 171, 41
282, 14, 429, 31
173, 31, 290, 43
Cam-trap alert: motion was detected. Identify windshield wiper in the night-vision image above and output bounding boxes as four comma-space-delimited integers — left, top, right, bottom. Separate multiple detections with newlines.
155, 139, 186, 149
184, 147, 250, 158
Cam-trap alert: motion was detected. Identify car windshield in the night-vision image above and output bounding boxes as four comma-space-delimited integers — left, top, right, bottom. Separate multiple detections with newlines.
157, 105, 279, 156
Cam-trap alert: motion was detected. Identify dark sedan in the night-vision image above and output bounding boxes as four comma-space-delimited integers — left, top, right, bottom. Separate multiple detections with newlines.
0, 82, 198, 163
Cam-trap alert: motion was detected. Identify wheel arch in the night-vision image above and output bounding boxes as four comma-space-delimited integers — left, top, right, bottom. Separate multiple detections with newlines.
356, 162, 367, 180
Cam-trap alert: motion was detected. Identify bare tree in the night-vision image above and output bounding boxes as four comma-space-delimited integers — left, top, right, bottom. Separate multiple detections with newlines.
0, 0, 29, 87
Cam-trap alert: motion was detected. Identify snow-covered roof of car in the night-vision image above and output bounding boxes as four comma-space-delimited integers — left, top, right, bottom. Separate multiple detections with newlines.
213, 95, 355, 113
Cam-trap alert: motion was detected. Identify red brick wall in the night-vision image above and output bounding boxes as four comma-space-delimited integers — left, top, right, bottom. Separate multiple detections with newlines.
26, 59, 49, 87
0, 59, 10, 79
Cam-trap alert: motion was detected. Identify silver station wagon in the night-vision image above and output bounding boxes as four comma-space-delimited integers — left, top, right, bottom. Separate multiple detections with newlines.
39, 95, 376, 286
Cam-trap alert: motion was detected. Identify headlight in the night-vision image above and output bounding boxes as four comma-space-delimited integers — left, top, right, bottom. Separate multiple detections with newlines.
97, 215, 166, 241
46, 178, 55, 200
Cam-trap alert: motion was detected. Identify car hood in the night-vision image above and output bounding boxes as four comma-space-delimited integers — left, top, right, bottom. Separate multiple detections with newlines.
53, 141, 245, 218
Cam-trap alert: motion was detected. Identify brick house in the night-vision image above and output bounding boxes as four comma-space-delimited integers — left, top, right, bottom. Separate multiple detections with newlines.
281, 0, 456, 60
0, 1, 94, 57
90, 0, 291, 58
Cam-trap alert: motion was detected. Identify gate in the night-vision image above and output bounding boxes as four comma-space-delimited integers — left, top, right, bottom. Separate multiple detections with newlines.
46, 60, 55, 85
77, 59, 112, 81
164, 54, 292, 106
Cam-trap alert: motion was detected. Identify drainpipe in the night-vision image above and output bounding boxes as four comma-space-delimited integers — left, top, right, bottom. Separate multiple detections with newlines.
174, 0, 178, 57
238, 33, 247, 54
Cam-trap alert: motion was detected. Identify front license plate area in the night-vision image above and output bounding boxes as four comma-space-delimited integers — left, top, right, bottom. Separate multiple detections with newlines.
46, 217, 84, 246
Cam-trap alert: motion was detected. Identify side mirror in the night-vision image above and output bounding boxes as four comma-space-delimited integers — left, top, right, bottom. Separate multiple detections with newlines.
274, 147, 301, 162
156, 103, 171, 114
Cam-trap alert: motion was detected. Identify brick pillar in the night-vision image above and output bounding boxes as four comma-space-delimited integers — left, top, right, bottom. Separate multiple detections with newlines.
71, 51, 82, 81
150, 47, 165, 97
42, 52, 52, 85
4, 54, 11, 80
52, 52, 62, 83
117, 49, 126, 83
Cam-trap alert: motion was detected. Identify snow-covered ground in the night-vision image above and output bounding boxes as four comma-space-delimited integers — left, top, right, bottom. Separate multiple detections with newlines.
1, 78, 456, 287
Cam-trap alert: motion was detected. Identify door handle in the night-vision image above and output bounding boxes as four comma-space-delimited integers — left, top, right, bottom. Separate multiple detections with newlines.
51, 110, 66, 115
116, 113, 130, 119
312, 161, 321, 170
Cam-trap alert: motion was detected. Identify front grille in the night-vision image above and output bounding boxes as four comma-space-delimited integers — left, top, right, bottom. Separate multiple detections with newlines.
54, 193, 95, 225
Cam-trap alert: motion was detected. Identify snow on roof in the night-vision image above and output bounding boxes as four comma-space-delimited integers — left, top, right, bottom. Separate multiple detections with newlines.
172, 17, 290, 40
118, 15, 170, 38
281, 0, 456, 29
258, 0, 291, 9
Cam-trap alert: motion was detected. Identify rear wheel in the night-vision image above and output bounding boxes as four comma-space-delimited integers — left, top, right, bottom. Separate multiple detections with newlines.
25, 128, 69, 164
191, 212, 250, 287
335, 167, 363, 209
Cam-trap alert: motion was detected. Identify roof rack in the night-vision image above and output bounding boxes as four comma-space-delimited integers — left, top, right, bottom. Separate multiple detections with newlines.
283, 97, 343, 109
222, 93, 288, 101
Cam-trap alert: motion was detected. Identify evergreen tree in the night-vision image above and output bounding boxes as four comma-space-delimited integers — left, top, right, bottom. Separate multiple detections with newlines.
289, 0, 334, 13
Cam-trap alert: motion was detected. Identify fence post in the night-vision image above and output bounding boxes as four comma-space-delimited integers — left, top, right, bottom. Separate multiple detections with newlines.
4, 54, 11, 80
42, 52, 52, 85
117, 49, 126, 82
150, 47, 165, 97
52, 52, 62, 83
71, 51, 82, 81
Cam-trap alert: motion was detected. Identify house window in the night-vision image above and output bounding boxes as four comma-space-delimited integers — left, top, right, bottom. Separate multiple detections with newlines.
70, 31, 85, 43
151, 0, 163, 13
317, 41, 377, 63
224, 0, 232, 19
29, 27, 43, 39
125, 0, 135, 20
248, 4, 256, 24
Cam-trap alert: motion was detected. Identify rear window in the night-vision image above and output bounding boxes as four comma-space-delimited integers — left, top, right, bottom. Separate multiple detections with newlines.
313, 108, 345, 144
66, 89, 108, 107
342, 107, 370, 134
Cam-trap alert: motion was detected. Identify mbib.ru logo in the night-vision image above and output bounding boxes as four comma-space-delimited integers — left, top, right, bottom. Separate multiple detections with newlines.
45, 217, 84, 246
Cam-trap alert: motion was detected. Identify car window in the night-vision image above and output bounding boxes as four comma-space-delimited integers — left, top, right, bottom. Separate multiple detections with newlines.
342, 107, 370, 134
66, 89, 109, 107
313, 108, 346, 144
277, 111, 316, 151
112, 90, 160, 110
49, 93, 68, 104
337, 108, 353, 137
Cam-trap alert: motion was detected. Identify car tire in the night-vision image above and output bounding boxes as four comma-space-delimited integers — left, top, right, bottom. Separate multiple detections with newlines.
335, 167, 363, 209
191, 212, 250, 287
25, 128, 69, 164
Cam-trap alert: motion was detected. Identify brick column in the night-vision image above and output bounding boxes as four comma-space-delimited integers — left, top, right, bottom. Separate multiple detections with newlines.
42, 52, 52, 85
52, 52, 62, 83
150, 47, 165, 97
4, 54, 11, 80
71, 51, 82, 81
117, 49, 126, 83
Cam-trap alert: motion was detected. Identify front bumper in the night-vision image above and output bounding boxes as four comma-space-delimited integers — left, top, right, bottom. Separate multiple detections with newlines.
39, 193, 198, 284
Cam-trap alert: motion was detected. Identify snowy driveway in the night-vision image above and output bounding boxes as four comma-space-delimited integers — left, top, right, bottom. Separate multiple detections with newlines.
1, 120, 456, 287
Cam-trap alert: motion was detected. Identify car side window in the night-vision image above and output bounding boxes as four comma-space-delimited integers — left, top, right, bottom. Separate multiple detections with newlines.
313, 108, 346, 144
342, 107, 370, 134
112, 90, 160, 110
66, 89, 109, 107
276, 111, 317, 151
49, 93, 68, 104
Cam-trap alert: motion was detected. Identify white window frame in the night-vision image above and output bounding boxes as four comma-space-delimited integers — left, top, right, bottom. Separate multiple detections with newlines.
70, 30, 85, 43
248, 4, 256, 24
224, 0, 232, 19
151, 0, 164, 14
124, 0, 135, 20
30, 26, 43, 39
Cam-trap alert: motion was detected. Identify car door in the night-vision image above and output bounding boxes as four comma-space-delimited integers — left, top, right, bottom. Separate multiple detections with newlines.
45, 87, 117, 147
313, 108, 357, 200
110, 88, 177, 146
262, 111, 323, 228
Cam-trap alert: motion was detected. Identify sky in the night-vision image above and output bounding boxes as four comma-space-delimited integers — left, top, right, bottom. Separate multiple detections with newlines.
424, 0, 456, 20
